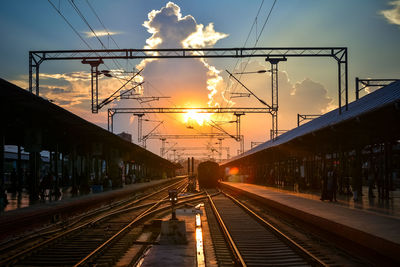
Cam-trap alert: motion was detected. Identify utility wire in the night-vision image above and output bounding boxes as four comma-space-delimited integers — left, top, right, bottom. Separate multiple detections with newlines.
47, 0, 93, 49
68, 0, 129, 79
256, 0, 277, 43
82, 1, 175, 139
216, 0, 266, 120
218, 0, 278, 122
85, 0, 120, 49
85, 0, 135, 71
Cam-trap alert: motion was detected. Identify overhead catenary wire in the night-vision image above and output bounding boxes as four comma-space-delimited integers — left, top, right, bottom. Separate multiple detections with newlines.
217, 0, 278, 130
48, 0, 261, 152
80, 1, 186, 140
228, 0, 278, 100
84, 0, 135, 71
47, 0, 93, 50
68, 0, 130, 80
216, 0, 268, 122
85, 0, 121, 49
49, 0, 159, 135
48, 0, 133, 95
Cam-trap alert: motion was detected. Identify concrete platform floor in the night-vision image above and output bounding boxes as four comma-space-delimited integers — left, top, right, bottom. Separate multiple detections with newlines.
1, 179, 177, 213
239, 184, 400, 218
137, 204, 216, 267
221, 181, 400, 263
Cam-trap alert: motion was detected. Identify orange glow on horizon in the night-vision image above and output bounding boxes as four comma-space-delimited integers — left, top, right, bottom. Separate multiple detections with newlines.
183, 109, 212, 126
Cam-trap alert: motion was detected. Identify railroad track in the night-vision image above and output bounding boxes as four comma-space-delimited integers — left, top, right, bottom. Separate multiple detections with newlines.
1, 178, 207, 266
206, 190, 328, 267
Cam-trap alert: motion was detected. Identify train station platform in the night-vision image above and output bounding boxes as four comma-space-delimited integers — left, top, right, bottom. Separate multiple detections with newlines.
220, 181, 400, 263
0, 177, 182, 242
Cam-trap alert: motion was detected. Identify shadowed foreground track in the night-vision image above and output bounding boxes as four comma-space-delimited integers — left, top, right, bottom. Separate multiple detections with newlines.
206, 191, 327, 267
1, 179, 209, 266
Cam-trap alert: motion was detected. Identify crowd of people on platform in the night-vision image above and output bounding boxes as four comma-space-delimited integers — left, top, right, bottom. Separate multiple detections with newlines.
319, 158, 393, 202
0, 163, 143, 211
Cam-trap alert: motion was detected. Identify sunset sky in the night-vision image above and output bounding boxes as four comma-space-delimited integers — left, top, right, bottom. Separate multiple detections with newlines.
1, 0, 399, 159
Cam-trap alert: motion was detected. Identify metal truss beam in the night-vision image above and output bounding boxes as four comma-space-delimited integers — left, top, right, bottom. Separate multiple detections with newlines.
107, 107, 270, 140
145, 134, 235, 139
266, 57, 287, 140
29, 46, 348, 114
30, 47, 347, 60
108, 107, 272, 114
168, 146, 230, 151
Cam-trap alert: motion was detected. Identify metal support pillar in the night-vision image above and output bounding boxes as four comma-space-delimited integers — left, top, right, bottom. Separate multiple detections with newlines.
61, 153, 65, 187
94, 157, 99, 184
54, 145, 59, 187
240, 136, 244, 155
17, 145, 22, 192
82, 59, 103, 113
0, 133, 5, 208
218, 138, 223, 162
29, 52, 43, 95
49, 150, 53, 174
173, 149, 177, 162
29, 152, 40, 201
161, 138, 167, 157
333, 49, 348, 114
107, 109, 115, 132
135, 113, 145, 145
384, 141, 392, 200
266, 57, 286, 140
234, 112, 245, 154
71, 146, 78, 195
355, 77, 360, 100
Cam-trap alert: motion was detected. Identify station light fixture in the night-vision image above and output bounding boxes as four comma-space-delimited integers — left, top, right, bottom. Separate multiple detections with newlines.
233, 69, 270, 74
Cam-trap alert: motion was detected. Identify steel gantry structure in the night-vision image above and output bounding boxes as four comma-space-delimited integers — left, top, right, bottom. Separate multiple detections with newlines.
297, 114, 321, 126
145, 133, 244, 156
108, 107, 270, 153
29, 47, 348, 140
164, 146, 230, 162
355, 77, 400, 100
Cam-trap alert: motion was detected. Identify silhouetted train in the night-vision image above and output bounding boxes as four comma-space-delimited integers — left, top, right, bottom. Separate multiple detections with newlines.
197, 161, 220, 188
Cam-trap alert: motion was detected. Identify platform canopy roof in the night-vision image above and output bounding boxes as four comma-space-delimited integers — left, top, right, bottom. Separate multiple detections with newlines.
222, 81, 400, 166
0, 78, 176, 169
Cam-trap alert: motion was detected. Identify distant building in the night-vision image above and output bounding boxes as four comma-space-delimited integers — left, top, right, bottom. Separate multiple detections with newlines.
117, 132, 132, 143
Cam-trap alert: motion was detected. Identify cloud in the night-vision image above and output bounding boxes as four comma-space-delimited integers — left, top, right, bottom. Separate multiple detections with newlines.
138, 1, 228, 107
182, 23, 228, 49
380, 1, 400, 26
230, 60, 334, 133
41, 72, 91, 82
84, 30, 121, 38
28, 69, 134, 111
289, 78, 333, 113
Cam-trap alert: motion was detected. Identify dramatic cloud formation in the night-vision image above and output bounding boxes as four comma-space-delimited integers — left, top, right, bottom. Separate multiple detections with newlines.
380, 1, 400, 26
84, 30, 121, 38
9, 2, 334, 154
138, 1, 228, 107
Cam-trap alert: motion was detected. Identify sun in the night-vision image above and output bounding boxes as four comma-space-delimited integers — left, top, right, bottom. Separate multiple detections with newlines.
183, 110, 212, 126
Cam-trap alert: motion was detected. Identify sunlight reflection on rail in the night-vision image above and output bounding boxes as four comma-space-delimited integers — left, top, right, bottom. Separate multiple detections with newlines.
195, 213, 205, 267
